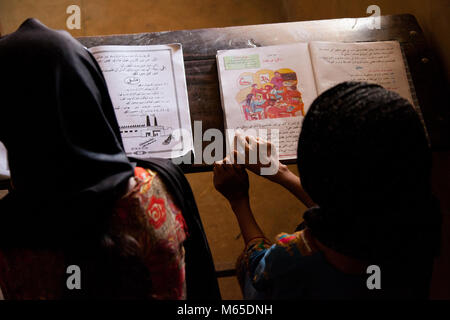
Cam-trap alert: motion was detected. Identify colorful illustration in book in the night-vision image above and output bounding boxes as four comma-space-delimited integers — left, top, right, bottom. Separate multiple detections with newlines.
235, 69, 305, 121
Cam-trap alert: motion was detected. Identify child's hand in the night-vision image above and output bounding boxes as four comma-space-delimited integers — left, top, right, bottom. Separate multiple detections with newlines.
232, 133, 287, 183
213, 158, 249, 204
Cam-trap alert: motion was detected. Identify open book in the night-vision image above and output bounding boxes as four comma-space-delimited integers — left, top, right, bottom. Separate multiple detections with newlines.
217, 41, 416, 160
89, 44, 193, 159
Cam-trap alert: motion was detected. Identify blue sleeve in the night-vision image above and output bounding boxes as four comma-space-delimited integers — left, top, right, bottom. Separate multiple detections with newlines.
238, 232, 313, 299
249, 244, 299, 291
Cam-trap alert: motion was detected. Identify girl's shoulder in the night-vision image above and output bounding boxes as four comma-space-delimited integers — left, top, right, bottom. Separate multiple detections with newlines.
273, 228, 319, 257
247, 229, 322, 292
257, 229, 321, 279
115, 166, 187, 241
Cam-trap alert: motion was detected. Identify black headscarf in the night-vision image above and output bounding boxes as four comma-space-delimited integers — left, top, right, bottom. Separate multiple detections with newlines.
297, 81, 440, 266
0, 19, 221, 299
0, 18, 134, 247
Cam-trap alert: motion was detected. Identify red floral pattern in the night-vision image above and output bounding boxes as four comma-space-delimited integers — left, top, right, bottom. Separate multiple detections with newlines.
147, 196, 167, 229
0, 167, 187, 300
124, 167, 187, 299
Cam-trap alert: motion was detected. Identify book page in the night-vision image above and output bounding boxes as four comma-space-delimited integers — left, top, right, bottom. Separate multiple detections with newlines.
217, 43, 318, 160
309, 41, 414, 104
90, 44, 193, 159
0, 141, 9, 179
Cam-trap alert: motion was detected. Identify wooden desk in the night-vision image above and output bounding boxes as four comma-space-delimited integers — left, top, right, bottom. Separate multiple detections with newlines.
78, 14, 450, 173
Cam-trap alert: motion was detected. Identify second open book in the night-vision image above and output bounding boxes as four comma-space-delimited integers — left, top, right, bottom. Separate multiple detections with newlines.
217, 41, 416, 160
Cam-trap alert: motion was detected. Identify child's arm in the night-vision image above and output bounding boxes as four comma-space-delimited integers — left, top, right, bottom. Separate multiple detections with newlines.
230, 197, 266, 244
270, 163, 316, 208
213, 160, 266, 245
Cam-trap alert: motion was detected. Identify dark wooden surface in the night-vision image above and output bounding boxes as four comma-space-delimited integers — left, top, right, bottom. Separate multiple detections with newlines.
77, 14, 450, 173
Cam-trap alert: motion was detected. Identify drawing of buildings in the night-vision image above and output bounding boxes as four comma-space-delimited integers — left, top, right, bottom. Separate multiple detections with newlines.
120, 114, 171, 138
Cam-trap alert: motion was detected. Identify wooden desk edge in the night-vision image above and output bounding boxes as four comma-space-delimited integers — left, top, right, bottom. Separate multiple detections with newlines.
77, 14, 420, 45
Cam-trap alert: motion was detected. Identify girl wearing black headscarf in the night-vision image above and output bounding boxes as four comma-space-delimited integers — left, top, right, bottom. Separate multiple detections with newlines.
0, 18, 220, 300
214, 81, 441, 299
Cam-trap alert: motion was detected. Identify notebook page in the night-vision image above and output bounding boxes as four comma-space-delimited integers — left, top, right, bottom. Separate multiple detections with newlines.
0, 141, 9, 180
90, 44, 193, 159
217, 43, 318, 160
309, 41, 414, 104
